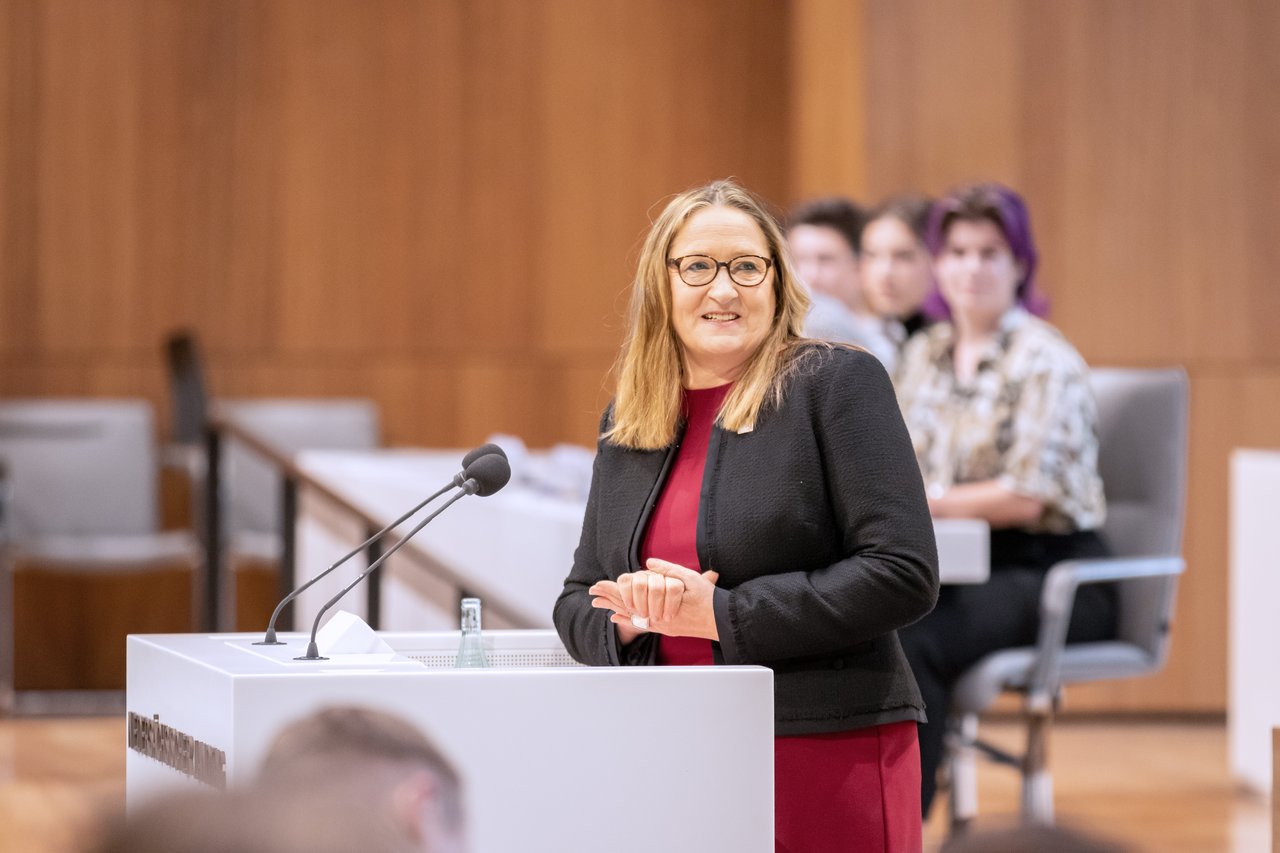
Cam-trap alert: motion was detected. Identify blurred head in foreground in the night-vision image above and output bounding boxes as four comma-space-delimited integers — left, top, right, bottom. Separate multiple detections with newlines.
257, 705, 466, 853
88, 788, 417, 853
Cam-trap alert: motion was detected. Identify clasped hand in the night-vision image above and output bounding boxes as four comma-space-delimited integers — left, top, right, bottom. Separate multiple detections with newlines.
589, 558, 720, 643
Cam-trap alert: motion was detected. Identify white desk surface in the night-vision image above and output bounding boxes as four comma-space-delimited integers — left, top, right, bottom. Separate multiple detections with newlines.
293, 449, 990, 630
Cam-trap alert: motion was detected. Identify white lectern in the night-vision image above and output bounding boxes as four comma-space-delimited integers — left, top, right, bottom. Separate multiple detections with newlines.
126, 628, 774, 853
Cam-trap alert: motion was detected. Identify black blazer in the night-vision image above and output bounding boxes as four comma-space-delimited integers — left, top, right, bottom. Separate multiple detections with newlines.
553, 345, 940, 735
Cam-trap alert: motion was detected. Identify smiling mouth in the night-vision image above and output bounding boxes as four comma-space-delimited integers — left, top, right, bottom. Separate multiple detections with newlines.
702, 312, 740, 322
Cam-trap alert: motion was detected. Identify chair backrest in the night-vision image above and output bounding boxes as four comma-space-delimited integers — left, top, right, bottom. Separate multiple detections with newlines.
0, 399, 160, 538
1089, 368, 1188, 657
220, 399, 381, 534
164, 330, 208, 446
1091, 368, 1188, 557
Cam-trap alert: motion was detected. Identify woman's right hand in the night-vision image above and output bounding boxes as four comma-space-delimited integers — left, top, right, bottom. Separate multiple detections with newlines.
589, 569, 683, 633
590, 573, 672, 645
589, 567, 719, 644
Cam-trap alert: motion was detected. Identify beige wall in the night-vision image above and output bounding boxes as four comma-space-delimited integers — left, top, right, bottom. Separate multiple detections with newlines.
4, 0, 1277, 711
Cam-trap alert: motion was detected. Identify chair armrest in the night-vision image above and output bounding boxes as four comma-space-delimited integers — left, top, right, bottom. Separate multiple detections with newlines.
1025, 555, 1184, 710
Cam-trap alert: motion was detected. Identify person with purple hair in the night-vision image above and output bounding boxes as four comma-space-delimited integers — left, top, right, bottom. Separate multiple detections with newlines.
893, 182, 1116, 818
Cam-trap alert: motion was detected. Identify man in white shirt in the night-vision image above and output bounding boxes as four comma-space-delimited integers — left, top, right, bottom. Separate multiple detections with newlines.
787, 197, 897, 367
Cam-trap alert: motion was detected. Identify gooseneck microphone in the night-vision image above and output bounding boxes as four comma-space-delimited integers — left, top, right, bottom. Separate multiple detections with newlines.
255, 443, 509, 645
296, 452, 511, 660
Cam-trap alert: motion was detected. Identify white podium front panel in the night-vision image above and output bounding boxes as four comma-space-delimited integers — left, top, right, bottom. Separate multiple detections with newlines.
127, 630, 774, 853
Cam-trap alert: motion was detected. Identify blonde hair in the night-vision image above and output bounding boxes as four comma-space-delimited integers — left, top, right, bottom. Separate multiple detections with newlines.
606, 179, 813, 450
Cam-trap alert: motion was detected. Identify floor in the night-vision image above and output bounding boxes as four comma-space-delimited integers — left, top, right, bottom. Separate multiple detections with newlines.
0, 716, 1270, 852
921, 719, 1270, 852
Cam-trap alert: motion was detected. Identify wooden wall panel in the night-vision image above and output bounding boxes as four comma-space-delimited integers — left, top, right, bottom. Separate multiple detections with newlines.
453, 0, 544, 356
133, 0, 239, 347
1, 0, 790, 456
35, 1, 143, 354
0, 0, 39, 356
789, 0, 868, 200
864, 0, 1022, 197
399, 0, 468, 358
536, 0, 791, 359
367, 361, 460, 448
557, 362, 617, 447
220, 0, 284, 355
270, 0, 425, 355
848, 0, 1280, 712
537, 0, 668, 357
1243, 0, 1280, 366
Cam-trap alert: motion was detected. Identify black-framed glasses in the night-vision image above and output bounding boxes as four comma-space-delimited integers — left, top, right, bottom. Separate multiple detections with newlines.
667, 254, 773, 287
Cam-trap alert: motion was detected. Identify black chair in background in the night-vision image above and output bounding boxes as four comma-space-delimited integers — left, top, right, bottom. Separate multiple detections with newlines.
161, 330, 381, 632
0, 400, 200, 714
165, 330, 208, 449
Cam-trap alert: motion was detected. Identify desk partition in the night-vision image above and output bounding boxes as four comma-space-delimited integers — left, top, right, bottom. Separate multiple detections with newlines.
289, 449, 990, 633
1229, 449, 1280, 793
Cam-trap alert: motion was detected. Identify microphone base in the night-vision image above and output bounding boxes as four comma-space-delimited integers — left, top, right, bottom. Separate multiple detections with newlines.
253, 640, 286, 646
295, 640, 326, 661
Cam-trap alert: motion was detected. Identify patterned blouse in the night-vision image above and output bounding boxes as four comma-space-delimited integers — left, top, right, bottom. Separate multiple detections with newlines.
894, 307, 1105, 534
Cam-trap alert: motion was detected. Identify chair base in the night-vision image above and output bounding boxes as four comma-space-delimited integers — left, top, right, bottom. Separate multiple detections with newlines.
11, 560, 196, 691
946, 708, 1056, 833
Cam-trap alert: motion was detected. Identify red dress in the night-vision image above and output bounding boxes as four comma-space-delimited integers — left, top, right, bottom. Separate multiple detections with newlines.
640, 383, 922, 853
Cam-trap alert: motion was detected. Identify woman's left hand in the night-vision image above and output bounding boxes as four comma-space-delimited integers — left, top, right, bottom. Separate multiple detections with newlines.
589, 559, 720, 641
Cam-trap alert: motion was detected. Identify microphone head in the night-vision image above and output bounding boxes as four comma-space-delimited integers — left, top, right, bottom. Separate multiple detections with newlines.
461, 442, 508, 468
463, 452, 511, 497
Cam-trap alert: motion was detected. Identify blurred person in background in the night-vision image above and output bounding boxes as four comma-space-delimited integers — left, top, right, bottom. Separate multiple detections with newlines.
787, 196, 898, 366
859, 193, 936, 374
894, 183, 1115, 818
258, 706, 466, 853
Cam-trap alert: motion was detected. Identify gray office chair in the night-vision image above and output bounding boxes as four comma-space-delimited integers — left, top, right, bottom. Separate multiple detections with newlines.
219, 398, 380, 543
216, 399, 380, 628
0, 400, 200, 713
945, 368, 1188, 828
158, 332, 382, 629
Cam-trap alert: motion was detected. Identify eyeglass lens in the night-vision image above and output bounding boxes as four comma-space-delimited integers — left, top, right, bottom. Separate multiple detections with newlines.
673, 255, 769, 286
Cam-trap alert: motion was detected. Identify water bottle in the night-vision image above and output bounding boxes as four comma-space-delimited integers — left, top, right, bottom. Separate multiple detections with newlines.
454, 597, 490, 668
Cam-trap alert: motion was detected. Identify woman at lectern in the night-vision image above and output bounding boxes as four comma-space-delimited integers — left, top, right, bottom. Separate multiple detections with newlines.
553, 179, 939, 852
893, 183, 1115, 818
